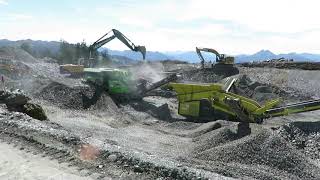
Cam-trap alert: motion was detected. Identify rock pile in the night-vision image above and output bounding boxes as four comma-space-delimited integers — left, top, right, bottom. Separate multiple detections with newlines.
38, 81, 119, 114
191, 123, 320, 179
180, 69, 225, 83
0, 89, 47, 120
38, 81, 89, 109
230, 74, 303, 104
241, 61, 320, 70
278, 121, 320, 160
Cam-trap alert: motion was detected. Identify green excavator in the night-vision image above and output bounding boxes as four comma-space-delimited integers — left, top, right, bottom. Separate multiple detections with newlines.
60, 29, 146, 75
87, 29, 146, 67
81, 29, 151, 105
82, 68, 178, 106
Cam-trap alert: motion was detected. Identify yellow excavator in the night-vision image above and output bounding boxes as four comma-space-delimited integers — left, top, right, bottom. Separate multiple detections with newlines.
60, 29, 146, 76
196, 47, 239, 77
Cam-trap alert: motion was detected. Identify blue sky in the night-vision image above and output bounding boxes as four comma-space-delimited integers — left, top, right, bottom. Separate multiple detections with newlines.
0, 0, 320, 54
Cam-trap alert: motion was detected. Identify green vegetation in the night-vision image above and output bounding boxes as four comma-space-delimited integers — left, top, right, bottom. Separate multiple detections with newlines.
58, 40, 113, 66
19, 40, 112, 65
57, 40, 85, 64
20, 42, 53, 59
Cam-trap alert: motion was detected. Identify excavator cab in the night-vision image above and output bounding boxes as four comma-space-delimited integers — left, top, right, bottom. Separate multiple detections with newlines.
219, 55, 235, 64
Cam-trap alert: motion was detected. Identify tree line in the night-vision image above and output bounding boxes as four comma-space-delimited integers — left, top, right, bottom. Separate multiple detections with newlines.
20, 40, 111, 65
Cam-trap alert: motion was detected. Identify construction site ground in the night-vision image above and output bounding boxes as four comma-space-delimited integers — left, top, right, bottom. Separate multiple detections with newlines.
240, 61, 320, 71
1, 47, 320, 179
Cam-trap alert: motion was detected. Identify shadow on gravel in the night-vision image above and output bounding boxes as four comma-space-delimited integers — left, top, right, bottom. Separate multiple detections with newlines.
278, 121, 320, 159
81, 86, 104, 109
189, 121, 320, 180
282, 121, 320, 133
128, 100, 173, 121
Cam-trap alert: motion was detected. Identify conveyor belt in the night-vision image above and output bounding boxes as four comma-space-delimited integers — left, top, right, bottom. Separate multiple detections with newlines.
266, 99, 320, 117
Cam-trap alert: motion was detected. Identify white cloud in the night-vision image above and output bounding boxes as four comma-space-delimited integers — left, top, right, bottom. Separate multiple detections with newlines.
166, 0, 320, 53
0, 0, 8, 5
179, 0, 320, 33
2, 0, 320, 54
119, 16, 154, 29
7, 13, 33, 20
0, 13, 33, 24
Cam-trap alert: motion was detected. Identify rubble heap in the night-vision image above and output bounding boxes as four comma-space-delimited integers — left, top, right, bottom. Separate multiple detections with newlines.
0, 89, 47, 120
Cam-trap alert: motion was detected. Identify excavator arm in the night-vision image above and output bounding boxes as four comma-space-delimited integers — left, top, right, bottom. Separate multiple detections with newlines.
196, 47, 223, 68
89, 29, 146, 60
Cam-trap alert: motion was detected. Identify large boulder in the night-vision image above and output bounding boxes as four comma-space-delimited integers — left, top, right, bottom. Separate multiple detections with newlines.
0, 89, 47, 121
23, 103, 48, 121
4, 89, 30, 107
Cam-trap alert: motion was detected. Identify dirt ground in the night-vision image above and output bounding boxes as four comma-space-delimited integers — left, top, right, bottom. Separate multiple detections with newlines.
0, 141, 97, 180
1, 48, 320, 179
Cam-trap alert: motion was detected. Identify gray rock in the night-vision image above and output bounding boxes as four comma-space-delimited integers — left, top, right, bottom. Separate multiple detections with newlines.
0, 89, 47, 120
107, 154, 117, 162
0, 89, 29, 108
23, 103, 48, 121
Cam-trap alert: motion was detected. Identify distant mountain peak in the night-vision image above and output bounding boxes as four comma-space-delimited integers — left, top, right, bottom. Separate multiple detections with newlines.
254, 49, 275, 56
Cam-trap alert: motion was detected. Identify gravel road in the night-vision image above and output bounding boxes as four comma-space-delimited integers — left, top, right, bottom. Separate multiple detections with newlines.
0, 141, 97, 180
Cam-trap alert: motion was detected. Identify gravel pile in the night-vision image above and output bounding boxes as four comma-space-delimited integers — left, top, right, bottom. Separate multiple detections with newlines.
0, 47, 78, 94
231, 74, 303, 104
181, 69, 225, 83
87, 92, 119, 114
192, 122, 250, 153
240, 67, 319, 99
25, 62, 63, 79
38, 81, 91, 109
191, 123, 320, 179
278, 121, 320, 160
241, 61, 320, 70
0, 46, 39, 63
38, 81, 120, 115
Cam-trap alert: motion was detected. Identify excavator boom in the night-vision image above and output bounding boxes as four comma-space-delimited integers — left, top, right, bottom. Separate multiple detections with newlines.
89, 29, 146, 60
196, 47, 221, 62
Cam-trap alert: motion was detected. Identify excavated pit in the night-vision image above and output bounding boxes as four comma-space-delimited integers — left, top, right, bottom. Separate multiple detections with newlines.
24, 67, 320, 179
1, 48, 320, 179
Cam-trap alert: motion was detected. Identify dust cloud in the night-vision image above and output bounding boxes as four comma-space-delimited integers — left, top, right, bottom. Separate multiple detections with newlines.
130, 62, 165, 83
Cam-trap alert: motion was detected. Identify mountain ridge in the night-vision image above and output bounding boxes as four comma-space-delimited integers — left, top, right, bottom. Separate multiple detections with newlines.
1, 39, 320, 63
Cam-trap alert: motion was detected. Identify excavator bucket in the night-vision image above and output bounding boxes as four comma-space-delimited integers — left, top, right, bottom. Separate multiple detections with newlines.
135, 46, 146, 60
